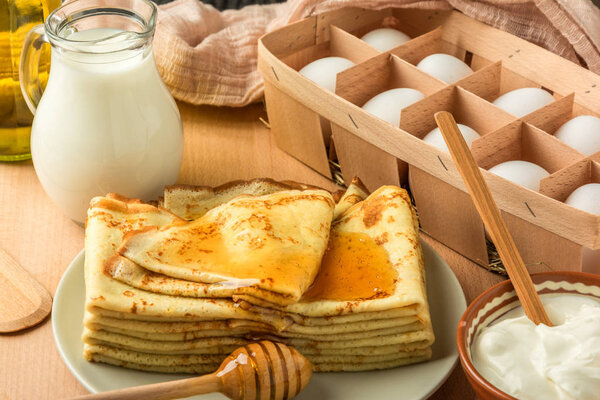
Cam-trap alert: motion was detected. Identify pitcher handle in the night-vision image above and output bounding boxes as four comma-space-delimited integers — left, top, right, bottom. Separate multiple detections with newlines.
19, 24, 48, 115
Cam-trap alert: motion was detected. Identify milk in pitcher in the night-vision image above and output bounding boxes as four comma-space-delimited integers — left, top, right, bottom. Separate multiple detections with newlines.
22, 7, 183, 223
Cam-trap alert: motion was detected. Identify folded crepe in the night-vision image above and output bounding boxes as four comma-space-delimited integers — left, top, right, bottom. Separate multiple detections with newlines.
85, 193, 306, 331
85, 186, 341, 329
110, 185, 430, 319
245, 186, 430, 320
163, 178, 357, 222
162, 179, 322, 220
118, 189, 334, 306
105, 177, 370, 307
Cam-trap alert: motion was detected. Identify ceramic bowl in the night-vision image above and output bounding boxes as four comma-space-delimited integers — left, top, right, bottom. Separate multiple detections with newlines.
456, 271, 600, 400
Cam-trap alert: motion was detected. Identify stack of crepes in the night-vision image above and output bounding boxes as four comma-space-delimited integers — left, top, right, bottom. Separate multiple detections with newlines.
82, 178, 434, 373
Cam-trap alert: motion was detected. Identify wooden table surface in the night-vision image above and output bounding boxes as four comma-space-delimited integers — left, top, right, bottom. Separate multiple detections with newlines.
0, 101, 504, 399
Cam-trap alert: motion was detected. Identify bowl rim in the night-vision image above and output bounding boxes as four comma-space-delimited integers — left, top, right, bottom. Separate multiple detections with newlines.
456, 270, 600, 400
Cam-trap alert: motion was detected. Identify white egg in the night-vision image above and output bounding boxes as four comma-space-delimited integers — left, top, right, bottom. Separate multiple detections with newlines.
565, 183, 600, 215
554, 115, 600, 156
488, 160, 550, 191
298, 57, 355, 92
360, 28, 410, 52
361, 88, 425, 126
566, 183, 600, 274
416, 53, 473, 84
423, 123, 481, 152
492, 88, 554, 118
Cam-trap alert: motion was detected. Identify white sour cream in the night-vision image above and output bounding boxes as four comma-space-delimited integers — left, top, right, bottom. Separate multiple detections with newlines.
472, 294, 600, 400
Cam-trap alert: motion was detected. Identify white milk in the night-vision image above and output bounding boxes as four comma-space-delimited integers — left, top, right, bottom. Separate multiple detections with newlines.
31, 28, 183, 222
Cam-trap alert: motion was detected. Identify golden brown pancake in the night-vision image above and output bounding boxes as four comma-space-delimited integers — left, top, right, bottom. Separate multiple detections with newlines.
162, 179, 325, 220
84, 343, 432, 373
118, 190, 334, 306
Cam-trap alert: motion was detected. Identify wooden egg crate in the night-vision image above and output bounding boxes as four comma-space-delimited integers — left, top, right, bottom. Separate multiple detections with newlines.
257, 7, 600, 272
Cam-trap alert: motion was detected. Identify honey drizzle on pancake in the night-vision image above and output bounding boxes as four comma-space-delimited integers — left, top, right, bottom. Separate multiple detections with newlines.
116, 189, 335, 305
301, 232, 397, 302
139, 223, 318, 292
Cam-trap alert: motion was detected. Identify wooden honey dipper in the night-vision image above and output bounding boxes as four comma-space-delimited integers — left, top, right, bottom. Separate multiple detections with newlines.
69, 341, 312, 400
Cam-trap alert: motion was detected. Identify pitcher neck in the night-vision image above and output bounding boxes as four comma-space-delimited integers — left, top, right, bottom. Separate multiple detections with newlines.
44, 0, 156, 57
50, 44, 155, 70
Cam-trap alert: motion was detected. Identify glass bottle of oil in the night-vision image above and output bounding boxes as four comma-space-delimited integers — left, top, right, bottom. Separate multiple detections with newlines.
0, 0, 60, 162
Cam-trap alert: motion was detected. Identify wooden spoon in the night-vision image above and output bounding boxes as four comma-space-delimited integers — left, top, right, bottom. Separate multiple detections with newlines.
69, 341, 312, 400
434, 111, 552, 326
0, 246, 52, 332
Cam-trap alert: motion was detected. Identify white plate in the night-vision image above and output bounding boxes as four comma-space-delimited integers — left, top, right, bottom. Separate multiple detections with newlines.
53, 241, 466, 399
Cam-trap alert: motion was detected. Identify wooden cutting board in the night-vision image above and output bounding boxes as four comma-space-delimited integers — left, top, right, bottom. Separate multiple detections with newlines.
0, 246, 52, 332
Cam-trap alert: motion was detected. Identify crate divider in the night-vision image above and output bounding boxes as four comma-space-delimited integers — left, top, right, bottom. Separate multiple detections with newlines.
469, 121, 586, 270
265, 24, 379, 178
332, 52, 446, 190
401, 86, 516, 264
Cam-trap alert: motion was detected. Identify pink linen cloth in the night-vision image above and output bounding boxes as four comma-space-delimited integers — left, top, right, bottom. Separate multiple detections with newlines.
152, 0, 600, 107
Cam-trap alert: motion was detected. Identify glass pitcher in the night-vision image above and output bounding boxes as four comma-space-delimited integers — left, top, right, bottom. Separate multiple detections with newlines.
19, 0, 183, 223
1, 0, 60, 161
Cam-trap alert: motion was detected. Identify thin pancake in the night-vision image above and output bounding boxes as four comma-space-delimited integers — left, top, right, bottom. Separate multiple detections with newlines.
83, 328, 433, 354
87, 304, 417, 327
118, 190, 334, 305
84, 343, 429, 364
163, 179, 321, 220
253, 186, 432, 319
84, 338, 432, 357
164, 178, 360, 222
103, 254, 303, 306
85, 195, 294, 331
87, 322, 425, 342
84, 311, 421, 336
84, 344, 432, 373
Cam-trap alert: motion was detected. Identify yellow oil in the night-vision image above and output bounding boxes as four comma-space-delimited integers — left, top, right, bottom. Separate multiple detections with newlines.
0, 0, 60, 162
